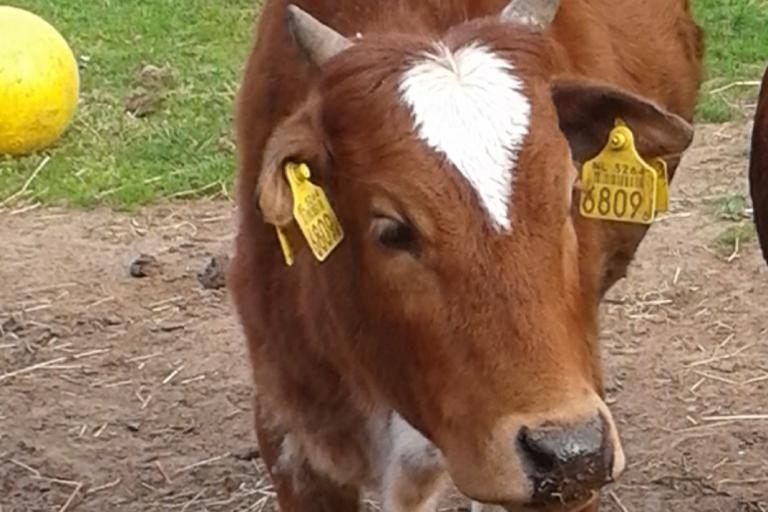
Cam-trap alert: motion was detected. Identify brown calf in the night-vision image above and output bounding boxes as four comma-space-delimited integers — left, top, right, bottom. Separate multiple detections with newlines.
750, 66, 768, 263
229, 1, 703, 510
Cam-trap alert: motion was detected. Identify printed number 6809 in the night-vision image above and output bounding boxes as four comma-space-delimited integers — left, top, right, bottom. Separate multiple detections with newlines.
582, 187, 644, 219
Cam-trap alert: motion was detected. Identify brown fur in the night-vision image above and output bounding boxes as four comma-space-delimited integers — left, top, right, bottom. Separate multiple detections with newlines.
750, 66, 768, 264
229, 1, 704, 510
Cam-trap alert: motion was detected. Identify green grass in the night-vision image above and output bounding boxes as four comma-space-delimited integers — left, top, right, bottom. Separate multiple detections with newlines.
711, 223, 757, 258
0, 0, 765, 207
707, 192, 751, 222
0, 0, 258, 208
694, 0, 768, 122
705, 192, 757, 258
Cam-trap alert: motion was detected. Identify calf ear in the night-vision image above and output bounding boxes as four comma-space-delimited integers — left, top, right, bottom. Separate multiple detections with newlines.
551, 77, 694, 165
551, 78, 695, 296
257, 97, 327, 226
750, 66, 768, 264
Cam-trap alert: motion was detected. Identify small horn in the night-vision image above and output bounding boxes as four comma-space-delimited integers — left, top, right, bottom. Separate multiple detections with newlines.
501, 0, 560, 30
287, 4, 353, 66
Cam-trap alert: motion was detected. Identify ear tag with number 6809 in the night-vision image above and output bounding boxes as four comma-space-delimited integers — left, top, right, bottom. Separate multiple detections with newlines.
579, 120, 665, 225
275, 162, 344, 265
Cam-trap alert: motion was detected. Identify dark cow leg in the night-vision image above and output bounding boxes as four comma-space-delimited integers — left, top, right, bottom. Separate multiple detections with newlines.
253, 406, 360, 512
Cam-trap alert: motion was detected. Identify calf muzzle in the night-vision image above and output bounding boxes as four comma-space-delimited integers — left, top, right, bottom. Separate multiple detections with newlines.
517, 414, 614, 506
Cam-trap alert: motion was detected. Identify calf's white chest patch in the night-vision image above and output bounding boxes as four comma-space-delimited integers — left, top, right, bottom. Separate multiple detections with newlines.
399, 43, 531, 231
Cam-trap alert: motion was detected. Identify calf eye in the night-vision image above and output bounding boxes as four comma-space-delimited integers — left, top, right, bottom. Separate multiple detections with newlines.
371, 215, 419, 254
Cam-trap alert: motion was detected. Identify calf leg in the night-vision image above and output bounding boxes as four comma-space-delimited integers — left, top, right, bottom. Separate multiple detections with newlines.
470, 503, 504, 512
380, 414, 448, 512
382, 462, 447, 512
469, 495, 599, 511
254, 412, 360, 512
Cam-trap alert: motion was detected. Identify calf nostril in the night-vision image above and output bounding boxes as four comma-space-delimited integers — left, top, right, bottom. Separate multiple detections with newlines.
516, 414, 613, 504
517, 426, 558, 475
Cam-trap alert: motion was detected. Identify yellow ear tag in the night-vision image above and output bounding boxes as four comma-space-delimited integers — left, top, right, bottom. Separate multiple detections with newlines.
579, 120, 659, 225
282, 162, 344, 262
649, 157, 669, 214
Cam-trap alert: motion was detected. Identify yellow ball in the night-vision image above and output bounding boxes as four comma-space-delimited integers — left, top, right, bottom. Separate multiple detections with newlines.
0, 6, 79, 156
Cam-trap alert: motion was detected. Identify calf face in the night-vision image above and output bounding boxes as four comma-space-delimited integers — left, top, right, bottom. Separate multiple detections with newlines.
256, 3, 694, 508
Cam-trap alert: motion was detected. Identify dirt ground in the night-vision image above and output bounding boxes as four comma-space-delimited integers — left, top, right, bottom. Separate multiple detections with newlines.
1, 121, 767, 512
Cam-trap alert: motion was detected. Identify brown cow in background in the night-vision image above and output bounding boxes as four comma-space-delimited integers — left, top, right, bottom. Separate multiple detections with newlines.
750, 66, 768, 263
228, 0, 704, 510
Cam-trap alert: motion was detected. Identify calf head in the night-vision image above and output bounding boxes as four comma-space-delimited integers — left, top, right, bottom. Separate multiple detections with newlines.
256, 1, 693, 508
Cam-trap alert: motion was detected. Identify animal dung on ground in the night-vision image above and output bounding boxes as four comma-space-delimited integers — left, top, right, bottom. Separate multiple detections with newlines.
197, 255, 229, 290
129, 253, 160, 278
